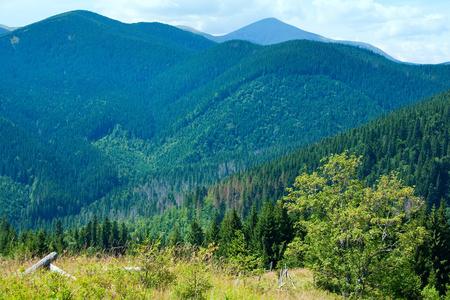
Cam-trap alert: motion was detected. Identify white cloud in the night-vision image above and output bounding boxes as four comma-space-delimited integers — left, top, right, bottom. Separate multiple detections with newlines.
383, 39, 450, 64
376, 13, 447, 38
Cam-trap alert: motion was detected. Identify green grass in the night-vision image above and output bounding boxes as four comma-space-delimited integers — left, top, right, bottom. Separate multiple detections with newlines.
0, 253, 340, 299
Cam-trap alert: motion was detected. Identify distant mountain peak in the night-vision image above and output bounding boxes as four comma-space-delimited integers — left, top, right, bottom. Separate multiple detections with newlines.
181, 17, 400, 62
211, 17, 328, 45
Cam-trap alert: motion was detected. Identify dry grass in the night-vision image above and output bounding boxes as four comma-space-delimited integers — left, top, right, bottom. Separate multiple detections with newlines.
0, 255, 341, 299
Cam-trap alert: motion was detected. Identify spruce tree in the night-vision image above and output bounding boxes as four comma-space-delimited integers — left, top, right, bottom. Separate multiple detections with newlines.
101, 216, 112, 251
119, 222, 128, 251
54, 219, 65, 253
111, 220, 120, 250
218, 208, 242, 257
187, 218, 204, 247
169, 224, 184, 247
26, 230, 36, 254
36, 229, 48, 256
92, 215, 100, 248
253, 202, 276, 266
428, 199, 450, 295
204, 214, 220, 246
273, 199, 294, 262
243, 206, 258, 250
0, 215, 10, 255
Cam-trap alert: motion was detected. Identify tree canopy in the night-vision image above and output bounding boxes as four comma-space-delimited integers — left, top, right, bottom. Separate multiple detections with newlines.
285, 151, 426, 298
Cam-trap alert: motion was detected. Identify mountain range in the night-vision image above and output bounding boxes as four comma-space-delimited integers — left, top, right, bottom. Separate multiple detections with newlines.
178, 17, 400, 62
0, 27, 9, 36
0, 10, 449, 229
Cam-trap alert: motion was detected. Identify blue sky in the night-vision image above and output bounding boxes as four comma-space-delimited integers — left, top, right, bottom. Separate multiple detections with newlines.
1, 0, 449, 64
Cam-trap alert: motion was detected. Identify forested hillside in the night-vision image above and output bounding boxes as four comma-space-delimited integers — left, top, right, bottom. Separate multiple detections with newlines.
202, 89, 450, 219
1, 10, 450, 229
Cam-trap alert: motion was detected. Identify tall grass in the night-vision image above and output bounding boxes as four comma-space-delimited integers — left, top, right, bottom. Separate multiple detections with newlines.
0, 245, 340, 299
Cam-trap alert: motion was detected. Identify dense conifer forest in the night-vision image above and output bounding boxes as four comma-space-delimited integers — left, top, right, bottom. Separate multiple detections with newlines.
1, 11, 450, 230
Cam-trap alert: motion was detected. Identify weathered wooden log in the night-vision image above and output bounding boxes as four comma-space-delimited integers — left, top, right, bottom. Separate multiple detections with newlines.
50, 264, 76, 280
123, 267, 142, 271
24, 252, 58, 275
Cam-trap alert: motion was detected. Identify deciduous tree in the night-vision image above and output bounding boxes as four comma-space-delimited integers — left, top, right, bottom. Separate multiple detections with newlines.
285, 151, 425, 298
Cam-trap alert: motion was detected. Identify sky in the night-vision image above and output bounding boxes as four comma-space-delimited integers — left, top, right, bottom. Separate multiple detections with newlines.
0, 0, 449, 64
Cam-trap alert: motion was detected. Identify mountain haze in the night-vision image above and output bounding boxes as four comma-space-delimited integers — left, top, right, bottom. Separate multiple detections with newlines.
0, 27, 9, 36
0, 10, 450, 229
210, 18, 328, 44
181, 17, 400, 62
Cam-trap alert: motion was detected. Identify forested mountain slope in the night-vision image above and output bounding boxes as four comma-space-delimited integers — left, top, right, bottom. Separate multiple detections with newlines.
1, 10, 450, 229
204, 89, 450, 218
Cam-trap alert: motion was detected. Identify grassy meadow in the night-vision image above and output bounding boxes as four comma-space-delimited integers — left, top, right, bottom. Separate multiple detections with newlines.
0, 250, 340, 300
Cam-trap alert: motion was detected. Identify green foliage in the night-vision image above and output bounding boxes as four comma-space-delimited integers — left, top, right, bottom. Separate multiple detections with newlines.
173, 246, 214, 299
187, 218, 204, 247
218, 208, 242, 257
132, 236, 176, 291
211, 89, 450, 221
1, 11, 450, 229
285, 151, 426, 298
225, 230, 261, 275
169, 224, 184, 247
413, 199, 450, 296
204, 214, 220, 246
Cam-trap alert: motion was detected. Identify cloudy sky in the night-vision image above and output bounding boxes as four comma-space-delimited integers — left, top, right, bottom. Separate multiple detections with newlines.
1, 0, 449, 64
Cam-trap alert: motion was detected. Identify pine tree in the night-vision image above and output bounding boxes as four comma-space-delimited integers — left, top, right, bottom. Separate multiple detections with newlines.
26, 229, 36, 254
204, 214, 220, 246
72, 227, 80, 252
187, 218, 204, 247
36, 229, 48, 256
243, 206, 258, 250
101, 216, 112, 251
427, 199, 450, 295
92, 215, 100, 248
84, 221, 92, 248
54, 219, 65, 253
253, 202, 277, 266
273, 199, 294, 262
169, 224, 184, 247
218, 208, 242, 257
111, 220, 120, 250
0, 215, 11, 255
119, 222, 128, 250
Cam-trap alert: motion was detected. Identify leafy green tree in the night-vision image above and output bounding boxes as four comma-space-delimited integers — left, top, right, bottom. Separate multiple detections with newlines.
285, 151, 426, 298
